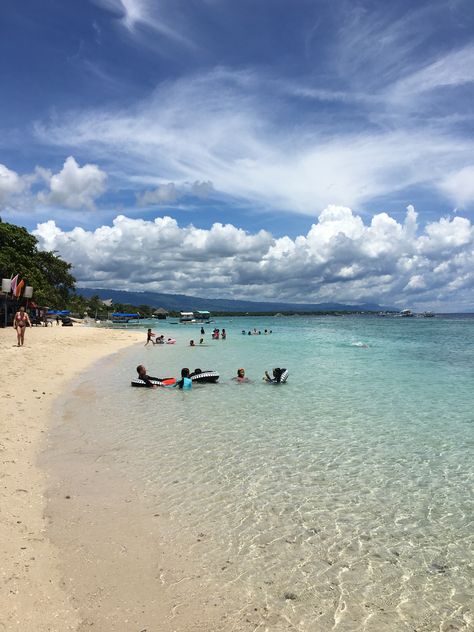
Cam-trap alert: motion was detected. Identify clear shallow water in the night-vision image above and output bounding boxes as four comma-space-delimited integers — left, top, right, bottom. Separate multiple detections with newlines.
62, 316, 473, 630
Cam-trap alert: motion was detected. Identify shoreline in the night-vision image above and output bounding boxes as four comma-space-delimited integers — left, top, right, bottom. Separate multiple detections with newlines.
0, 325, 144, 631
38, 334, 233, 631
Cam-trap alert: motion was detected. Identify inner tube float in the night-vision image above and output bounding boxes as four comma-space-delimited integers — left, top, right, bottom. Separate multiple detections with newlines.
265, 368, 289, 384
189, 370, 219, 383
131, 376, 176, 387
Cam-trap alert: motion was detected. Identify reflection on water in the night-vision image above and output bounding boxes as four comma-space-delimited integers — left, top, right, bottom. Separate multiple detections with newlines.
53, 316, 474, 630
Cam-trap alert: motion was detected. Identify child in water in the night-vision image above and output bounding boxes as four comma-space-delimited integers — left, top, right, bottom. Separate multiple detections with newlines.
145, 328, 156, 346
175, 368, 192, 389
233, 368, 249, 383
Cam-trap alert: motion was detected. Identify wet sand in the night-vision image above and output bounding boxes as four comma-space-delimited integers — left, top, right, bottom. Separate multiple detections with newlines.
0, 324, 143, 631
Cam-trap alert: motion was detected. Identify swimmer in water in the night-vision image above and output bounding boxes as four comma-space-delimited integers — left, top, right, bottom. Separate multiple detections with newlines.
189, 339, 195, 346
136, 365, 157, 388
175, 367, 192, 389
263, 368, 284, 383
233, 368, 250, 383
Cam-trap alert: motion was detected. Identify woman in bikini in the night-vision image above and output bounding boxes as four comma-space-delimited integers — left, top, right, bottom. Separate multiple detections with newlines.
13, 306, 31, 347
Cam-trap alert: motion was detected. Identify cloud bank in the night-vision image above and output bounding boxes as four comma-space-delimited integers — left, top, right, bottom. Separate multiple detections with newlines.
33, 206, 474, 311
0, 157, 107, 211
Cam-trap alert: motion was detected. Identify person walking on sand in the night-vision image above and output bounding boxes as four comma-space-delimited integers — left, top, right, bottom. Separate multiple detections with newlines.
13, 306, 31, 347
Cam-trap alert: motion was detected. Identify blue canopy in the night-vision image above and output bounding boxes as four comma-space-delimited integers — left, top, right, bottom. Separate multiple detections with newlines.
47, 310, 70, 315
112, 312, 139, 318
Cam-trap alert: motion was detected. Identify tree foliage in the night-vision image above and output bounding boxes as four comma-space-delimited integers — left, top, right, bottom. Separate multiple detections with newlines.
0, 219, 76, 307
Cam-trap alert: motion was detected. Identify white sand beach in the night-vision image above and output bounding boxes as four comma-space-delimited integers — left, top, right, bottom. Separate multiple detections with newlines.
0, 324, 144, 631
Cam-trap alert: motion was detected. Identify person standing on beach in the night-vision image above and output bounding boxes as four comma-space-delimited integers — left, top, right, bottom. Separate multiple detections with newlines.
13, 306, 31, 347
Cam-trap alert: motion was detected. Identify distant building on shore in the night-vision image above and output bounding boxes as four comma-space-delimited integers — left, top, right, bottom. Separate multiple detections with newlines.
153, 307, 169, 319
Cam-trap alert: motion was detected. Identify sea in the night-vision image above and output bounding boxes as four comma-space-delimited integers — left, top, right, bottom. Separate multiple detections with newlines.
49, 314, 474, 631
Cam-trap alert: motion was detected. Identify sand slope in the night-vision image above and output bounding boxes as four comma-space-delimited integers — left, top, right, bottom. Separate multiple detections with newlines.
0, 325, 143, 631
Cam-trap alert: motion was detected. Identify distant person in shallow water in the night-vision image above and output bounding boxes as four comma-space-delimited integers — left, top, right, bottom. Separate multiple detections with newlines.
233, 368, 250, 383
145, 328, 156, 346
136, 365, 156, 388
201, 326, 205, 335
263, 368, 284, 383
222, 328, 226, 340
189, 339, 195, 346
199, 338, 204, 344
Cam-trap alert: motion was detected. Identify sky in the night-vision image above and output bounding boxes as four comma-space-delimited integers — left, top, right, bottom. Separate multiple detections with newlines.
1, 0, 474, 310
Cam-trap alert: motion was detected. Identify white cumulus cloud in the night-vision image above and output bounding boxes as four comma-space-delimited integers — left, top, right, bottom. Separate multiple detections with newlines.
0, 164, 29, 204
37, 156, 107, 210
32, 205, 474, 311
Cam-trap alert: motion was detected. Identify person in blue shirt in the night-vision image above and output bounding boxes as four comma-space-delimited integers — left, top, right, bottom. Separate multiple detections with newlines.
176, 367, 192, 389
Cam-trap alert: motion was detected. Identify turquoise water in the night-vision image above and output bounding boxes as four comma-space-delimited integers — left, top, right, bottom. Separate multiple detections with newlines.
63, 316, 474, 630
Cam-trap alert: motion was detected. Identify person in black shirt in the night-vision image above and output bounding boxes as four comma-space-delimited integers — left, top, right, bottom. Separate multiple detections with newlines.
136, 364, 156, 388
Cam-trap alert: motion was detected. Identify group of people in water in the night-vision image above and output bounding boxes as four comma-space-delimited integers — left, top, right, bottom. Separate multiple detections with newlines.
147, 326, 230, 348
136, 365, 287, 388
243, 328, 272, 335
139, 324, 285, 389
145, 329, 176, 346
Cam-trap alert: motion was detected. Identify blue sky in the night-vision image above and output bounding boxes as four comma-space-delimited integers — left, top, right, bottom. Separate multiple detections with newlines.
1, 0, 474, 309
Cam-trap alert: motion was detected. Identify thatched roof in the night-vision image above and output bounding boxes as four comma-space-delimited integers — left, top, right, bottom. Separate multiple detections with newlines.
153, 307, 169, 315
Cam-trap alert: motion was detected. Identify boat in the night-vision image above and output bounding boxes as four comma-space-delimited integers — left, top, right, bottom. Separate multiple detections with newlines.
194, 310, 211, 323
111, 312, 140, 323
422, 311, 435, 318
400, 309, 414, 317
179, 311, 196, 323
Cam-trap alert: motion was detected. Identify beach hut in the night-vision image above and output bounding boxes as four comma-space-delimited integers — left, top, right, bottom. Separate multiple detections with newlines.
153, 307, 169, 320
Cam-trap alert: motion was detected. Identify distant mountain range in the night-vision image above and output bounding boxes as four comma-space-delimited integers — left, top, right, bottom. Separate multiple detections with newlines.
77, 287, 395, 313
